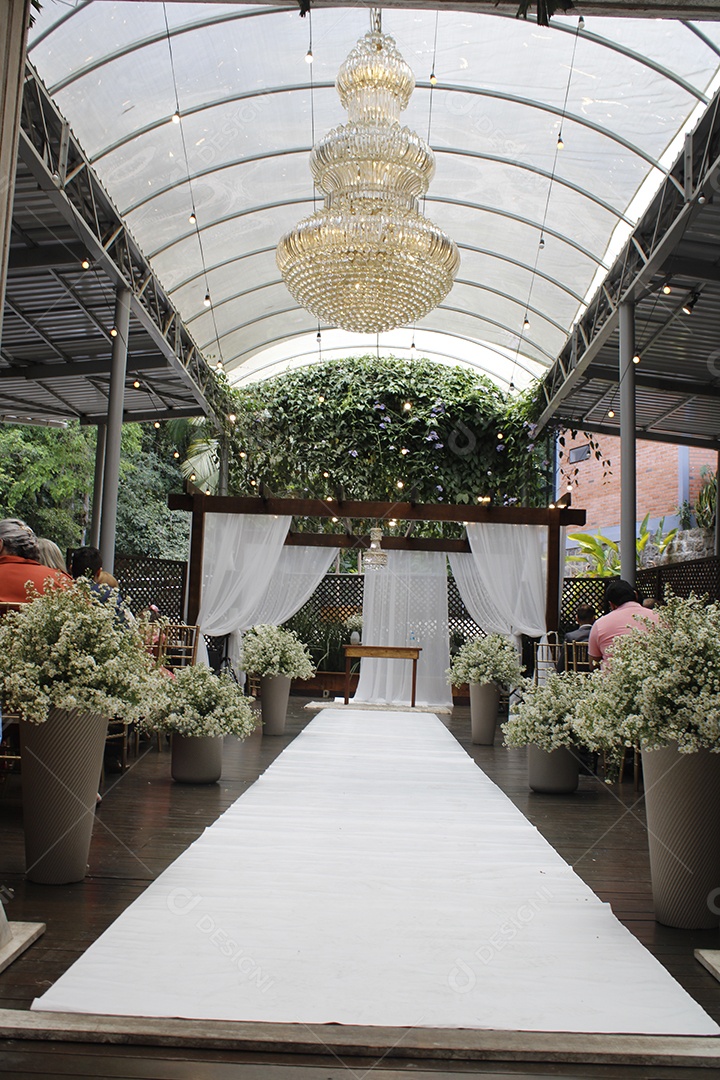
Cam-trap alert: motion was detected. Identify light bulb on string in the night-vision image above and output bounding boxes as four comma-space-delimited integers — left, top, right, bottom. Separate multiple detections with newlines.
663, 283, 672, 295
203, 293, 211, 308
557, 131, 564, 150
523, 316, 530, 332
188, 211, 197, 225
632, 353, 641, 365
173, 451, 180, 459
539, 235, 545, 250
133, 380, 141, 389
429, 71, 437, 86
154, 421, 161, 429
110, 327, 118, 338
171, 111, 180, 124
305, 49, 313, 64
81, 257, 90, 270
607, 409, 615, 418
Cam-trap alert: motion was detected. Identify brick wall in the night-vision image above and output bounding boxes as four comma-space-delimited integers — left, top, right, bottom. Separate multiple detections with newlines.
559, 431, 716, 534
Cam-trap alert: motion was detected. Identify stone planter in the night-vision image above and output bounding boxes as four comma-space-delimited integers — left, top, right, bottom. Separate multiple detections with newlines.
528, 744, 579, 794
260, 674, 292, 735
171, 734, 223, 784
469, 682, 500, 745
641, 744, 720, 929
20, 708, 108, 884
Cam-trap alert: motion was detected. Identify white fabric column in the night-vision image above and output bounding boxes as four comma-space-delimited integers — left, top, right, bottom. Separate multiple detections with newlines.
252, 545, 337, 627
196, 514, 291, 665
353, 550, 452, 708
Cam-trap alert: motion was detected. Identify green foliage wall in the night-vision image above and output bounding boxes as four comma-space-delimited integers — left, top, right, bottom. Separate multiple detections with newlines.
229, 357, 548, 511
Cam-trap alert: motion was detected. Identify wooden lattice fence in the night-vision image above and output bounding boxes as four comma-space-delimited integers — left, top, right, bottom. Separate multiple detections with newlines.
114, 555, 186, 621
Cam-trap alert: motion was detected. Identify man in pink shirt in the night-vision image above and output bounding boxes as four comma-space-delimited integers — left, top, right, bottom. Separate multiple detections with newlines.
588, 579, 660, 664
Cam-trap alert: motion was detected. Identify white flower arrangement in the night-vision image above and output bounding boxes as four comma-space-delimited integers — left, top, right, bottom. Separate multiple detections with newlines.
144, 664, 259, 739
345, 613, 363, 633
573, 592, 720, 777
446, 633, 524, 689
502, 672, 596, 752
240, 623, 315, 680
0, 578, 163, 724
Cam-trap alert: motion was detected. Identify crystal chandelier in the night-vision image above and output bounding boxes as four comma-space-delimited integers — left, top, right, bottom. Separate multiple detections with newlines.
276, 10, 459, 334
363, 527, 388, 570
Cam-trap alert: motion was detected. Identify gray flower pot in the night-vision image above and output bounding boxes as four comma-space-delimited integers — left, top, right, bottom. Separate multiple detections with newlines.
642, 744, 720, 929
528, 744, 579, 794
20, 708, 108, 884
469, 682, 500, 745
171, 734, 223, 783
260, 675, 291, 735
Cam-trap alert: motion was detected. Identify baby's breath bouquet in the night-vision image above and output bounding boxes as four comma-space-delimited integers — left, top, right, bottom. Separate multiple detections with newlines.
574, 592, 720, 776
241, 623, 315, 680
502, 672, 596, 752
345, 613, 363, 634
144, 664, 258, 738
446, 633, 523, 689
0, 578, 163, 724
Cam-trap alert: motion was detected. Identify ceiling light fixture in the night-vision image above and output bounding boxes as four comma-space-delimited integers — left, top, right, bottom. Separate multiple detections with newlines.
276, 9, 459, 334
682, 292, 699, 315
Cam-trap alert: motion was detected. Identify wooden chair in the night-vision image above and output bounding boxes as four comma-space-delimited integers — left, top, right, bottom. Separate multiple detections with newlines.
533, 633, 561, 685
563, 640, 593, 674
157, 623, 200, 670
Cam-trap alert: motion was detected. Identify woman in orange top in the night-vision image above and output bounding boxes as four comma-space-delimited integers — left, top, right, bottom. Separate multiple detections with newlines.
0, 519, 71, 603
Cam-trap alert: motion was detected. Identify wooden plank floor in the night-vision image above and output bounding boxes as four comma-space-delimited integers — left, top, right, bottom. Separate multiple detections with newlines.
1, 699, 719, 1078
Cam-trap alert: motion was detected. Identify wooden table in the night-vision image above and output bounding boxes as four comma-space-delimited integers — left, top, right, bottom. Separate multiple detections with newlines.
343, 645, 423, 707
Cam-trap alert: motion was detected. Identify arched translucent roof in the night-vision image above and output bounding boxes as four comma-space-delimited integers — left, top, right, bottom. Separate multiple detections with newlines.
28, 2, 720, 391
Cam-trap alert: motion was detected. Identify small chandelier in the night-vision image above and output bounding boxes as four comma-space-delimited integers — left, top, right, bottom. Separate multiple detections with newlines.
276, 10, 459, 334
364, 526, 388, 570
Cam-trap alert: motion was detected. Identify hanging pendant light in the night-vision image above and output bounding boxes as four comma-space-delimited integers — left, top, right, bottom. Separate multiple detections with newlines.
276, 9, 459, 334
364, 526, 388, 569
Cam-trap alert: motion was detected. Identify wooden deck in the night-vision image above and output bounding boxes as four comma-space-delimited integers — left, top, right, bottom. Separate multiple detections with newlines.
1, 698, 719, 1078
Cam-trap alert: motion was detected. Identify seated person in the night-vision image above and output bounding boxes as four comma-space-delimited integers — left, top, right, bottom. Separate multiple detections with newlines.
36, 537, 68, 573
557, 604, 595, 672
588, 579, 659, 665
0, 519, 70, 602
70, 546, 132, 623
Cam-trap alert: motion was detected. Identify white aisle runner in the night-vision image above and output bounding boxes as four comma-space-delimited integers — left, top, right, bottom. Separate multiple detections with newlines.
33, 711, 719, 1035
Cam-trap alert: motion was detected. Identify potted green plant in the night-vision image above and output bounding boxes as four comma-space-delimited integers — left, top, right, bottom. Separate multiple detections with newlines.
446, 634, 524, 745
240, 624, 315, 735
0, 579, 163, 884
143, 664, 258, 783
502, 672, 594, 794
573, 592, 720, 929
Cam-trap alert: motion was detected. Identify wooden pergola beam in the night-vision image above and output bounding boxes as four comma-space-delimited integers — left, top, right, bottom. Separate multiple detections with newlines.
169, 493, 584, 527
172, 492, 585, 631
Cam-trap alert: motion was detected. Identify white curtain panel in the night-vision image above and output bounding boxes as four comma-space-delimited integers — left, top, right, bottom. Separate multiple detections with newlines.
196, 514, 291, 664
353, 550, 452, 708
459, 522, 547, 638
253, 545, 337, 626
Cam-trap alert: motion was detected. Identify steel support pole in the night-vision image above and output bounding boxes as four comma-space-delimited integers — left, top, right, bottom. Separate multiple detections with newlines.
89, 422, 106, 548
619, 301, 637, 587
99, 288, 131, 574
218, 431, 229, 497
0, 1, 31, 346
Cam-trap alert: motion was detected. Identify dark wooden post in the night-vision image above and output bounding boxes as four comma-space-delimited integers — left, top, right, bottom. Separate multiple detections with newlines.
545, 513, 562, 632
186, 493, 207, 625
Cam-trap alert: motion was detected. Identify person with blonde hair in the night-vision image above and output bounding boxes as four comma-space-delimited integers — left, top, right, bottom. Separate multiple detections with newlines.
36, 537, 68, 573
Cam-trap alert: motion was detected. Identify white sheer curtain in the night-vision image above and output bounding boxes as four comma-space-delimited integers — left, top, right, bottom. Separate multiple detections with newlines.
252, 545, 337, 626
353, 550, 452, 708
449, 522, 546, 639
196, 514, 291, 665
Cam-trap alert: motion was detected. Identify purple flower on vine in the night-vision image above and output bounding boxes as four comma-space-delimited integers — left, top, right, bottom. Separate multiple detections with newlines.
496, 444, 505, 452
349, 449, 358, 458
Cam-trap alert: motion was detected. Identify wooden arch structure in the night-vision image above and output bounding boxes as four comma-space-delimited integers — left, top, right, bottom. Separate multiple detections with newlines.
169, 492, 585, 633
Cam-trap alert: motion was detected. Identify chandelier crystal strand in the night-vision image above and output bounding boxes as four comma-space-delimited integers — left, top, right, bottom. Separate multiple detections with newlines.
276, 12, 459, 334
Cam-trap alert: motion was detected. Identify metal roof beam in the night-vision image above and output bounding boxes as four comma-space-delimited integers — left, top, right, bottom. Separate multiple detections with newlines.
0, 357, 168, 381
8, 243, 86, 270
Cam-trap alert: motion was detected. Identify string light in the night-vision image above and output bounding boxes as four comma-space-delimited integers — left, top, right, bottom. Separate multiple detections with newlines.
173, 451, 180, 459
154, 421, 161, 429
682, 292, 699, 315
403, 401, 412, 412
228, 413, 237, 423
396, 480, 404, 489
305, 48, 314, 64
110, 327, 118, 338
523, 316, 530, 331
607, 409, 615, 418
188, 211, 197, 224
429, 71, 437, 86
171, 111, 180, 124
81, 257, 90, 270
539, 235, 545, 250
239, 451, 247, 459
662, 283, 672, 295
557, 131, 564, 150
400, 447, 409, 455
189, 473, 196, 481
632, 353, 641, 364
133, 379, 141, 389
203, 292, 211, 308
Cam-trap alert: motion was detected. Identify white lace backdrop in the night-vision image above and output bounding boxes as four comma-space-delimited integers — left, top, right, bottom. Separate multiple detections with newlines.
353, 550, 452, 708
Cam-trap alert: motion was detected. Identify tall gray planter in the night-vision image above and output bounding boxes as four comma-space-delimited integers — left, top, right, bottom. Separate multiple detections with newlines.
20, 708, 108, 884
171, 734, 223, 783
469, 682, 500, 745
642, 744, 720, 929
528, 744, 579, 794
260, 674, 291, 735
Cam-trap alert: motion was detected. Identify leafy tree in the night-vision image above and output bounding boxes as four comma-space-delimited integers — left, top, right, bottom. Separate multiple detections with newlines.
115, 424, 190, 559
0, 422, 95, 547
227, 357, 549, 520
